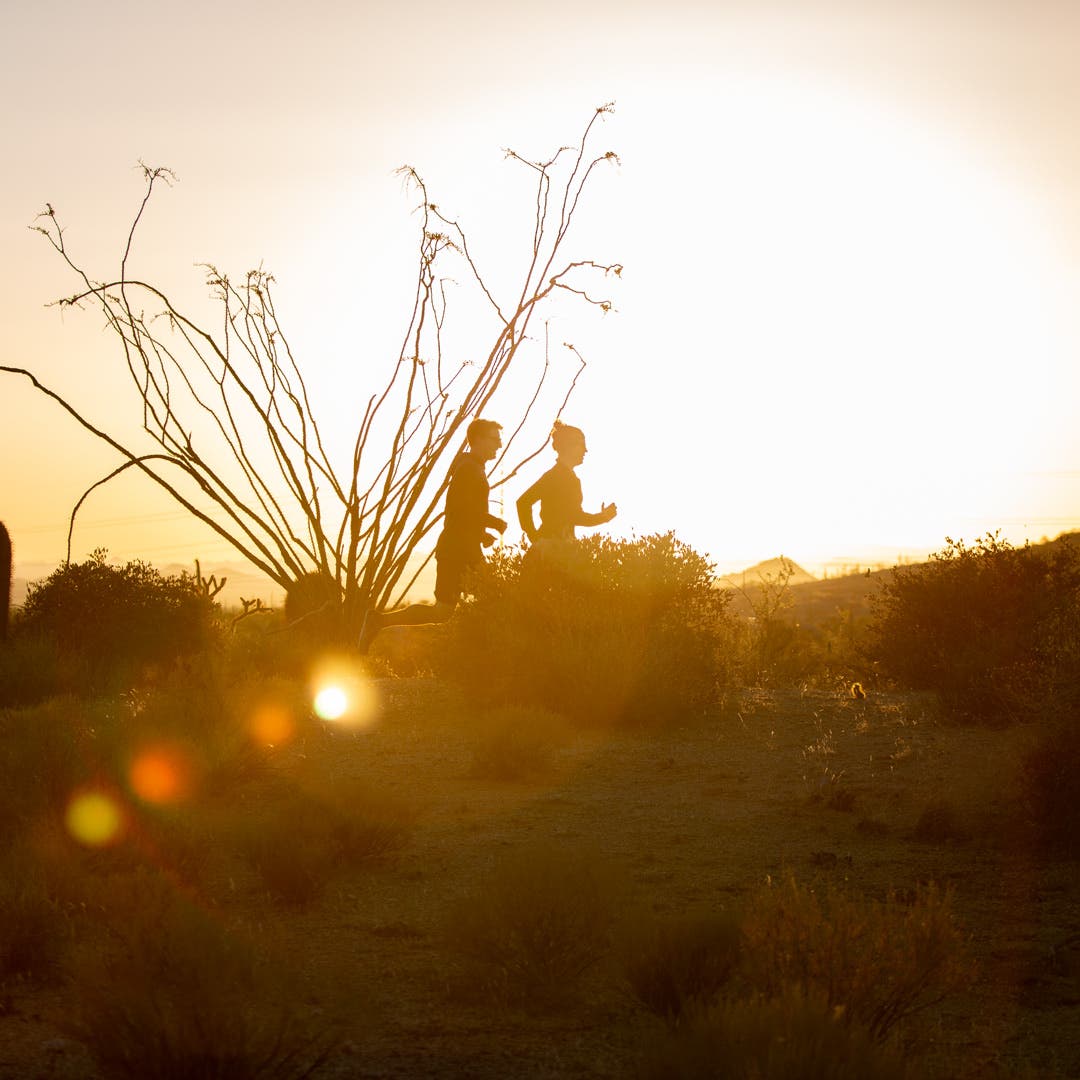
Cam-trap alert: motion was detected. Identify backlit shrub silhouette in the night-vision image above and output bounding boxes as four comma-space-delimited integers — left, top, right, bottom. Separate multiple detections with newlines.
442, 532, 735, 725
15, 549, 217, 694
867, 533, 1080, 722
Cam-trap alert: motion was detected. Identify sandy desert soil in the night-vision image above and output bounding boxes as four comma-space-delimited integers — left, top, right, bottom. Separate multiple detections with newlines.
2, 677, 1078, 1079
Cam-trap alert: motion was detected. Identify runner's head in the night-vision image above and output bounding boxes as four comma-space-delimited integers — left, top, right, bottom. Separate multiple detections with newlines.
467, 418, 503, 460
551, 420, 586, 464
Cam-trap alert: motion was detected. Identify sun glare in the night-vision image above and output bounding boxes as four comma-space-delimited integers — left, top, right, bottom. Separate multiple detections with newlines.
65, 790, 124, 847
597, 72, 1077, 563
314, 686, 349, 721
310, 656, 381, 728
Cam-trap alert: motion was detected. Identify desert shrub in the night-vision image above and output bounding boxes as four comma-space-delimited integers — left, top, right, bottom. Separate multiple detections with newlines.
1017, 720, 1080, 856
445, 842, 621, 1005
328, 787, 415, 867
0, 844, 70, 984
241, 797, 346, 906
117, 662, 280, 798
14, 550, 219, 696
67, 878, 338, 1079
240, 786, 412, 906
468, 705, 567, 781
442, 532, 735, 725
738, 876, 972, 1041
622, 909, 743, 1023
638, 985, 908, 1080
0, 633, 68, 707
866, 534, 1080, 723
0, 696, 96, 829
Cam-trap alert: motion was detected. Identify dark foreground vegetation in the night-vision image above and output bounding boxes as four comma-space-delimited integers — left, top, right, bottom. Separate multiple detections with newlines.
0, 532, 1078, 1078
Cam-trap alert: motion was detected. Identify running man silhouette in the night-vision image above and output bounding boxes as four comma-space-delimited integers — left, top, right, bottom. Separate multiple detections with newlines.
516, 420, 617, 543
357, 418, 506, 653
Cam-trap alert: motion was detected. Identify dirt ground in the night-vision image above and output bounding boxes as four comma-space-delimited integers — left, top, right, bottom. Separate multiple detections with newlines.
2, 676, 1079, 1079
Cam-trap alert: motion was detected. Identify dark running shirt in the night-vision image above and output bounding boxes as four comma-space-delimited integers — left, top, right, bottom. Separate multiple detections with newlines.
437, 453, 499, 564
531, 462, 583, 541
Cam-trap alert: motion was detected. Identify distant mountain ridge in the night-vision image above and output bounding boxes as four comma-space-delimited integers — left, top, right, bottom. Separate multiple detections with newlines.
719, 556, 817, 589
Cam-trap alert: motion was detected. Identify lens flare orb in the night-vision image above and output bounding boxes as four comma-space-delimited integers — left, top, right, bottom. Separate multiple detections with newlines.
65, 791, 124, 847
314, 685, 349, 721
129, 745, 193, 804
309, 655, 381, 728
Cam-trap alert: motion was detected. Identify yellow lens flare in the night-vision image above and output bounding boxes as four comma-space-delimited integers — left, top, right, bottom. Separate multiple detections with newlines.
65, 790, 124, 847
310, 655, 381, 729
129, 744, 194, 805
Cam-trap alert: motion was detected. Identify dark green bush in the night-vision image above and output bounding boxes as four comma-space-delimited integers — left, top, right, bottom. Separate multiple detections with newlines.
866, 534, 1080, 723
1018, 720, 1080, 856
441, 532, 735, 725
12, 550, 219, 697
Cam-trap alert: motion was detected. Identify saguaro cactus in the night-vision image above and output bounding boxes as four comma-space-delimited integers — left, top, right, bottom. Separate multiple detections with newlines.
0, 522, 11, 641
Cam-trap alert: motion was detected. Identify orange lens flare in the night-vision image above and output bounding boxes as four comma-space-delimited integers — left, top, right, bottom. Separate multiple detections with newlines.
65, 790, 124, 847
129, 745, 194, 804
249, 701, 296, 745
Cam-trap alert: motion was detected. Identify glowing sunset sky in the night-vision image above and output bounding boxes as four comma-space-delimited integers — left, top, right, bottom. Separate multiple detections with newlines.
3, 0, 1079, 582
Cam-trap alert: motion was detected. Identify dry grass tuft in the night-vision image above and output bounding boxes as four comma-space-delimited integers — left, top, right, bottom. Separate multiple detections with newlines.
66, 879, 339, 1079
621, 908, 743, 1023
638, 985, 908, 1080
468, 705, 568, 782
739, 875, 973, 1041
445, 841, 622, 1006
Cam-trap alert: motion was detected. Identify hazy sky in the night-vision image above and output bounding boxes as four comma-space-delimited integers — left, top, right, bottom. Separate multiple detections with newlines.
3, 0, 1080, 580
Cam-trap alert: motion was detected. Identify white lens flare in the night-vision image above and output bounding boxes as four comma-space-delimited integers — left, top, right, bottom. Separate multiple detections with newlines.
309, 655, 381, 728
314, 685, 349, 721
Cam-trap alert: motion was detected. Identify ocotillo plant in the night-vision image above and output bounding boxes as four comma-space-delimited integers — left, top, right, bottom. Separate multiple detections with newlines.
0, 522, 11, 641
5, 106, 621, 633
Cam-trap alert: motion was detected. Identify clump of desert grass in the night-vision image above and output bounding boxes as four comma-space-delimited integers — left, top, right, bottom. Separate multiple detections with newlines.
738, 876, 972, 1041
624, 875, 970, 1051
637, 985, 909, 1080
444, 841, 623, 1007
0, 841, 71, 985
467, 704, 570, 782
65, 872, 341, 1080
239, 782, 414, 907
621, 908, 743, 1024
